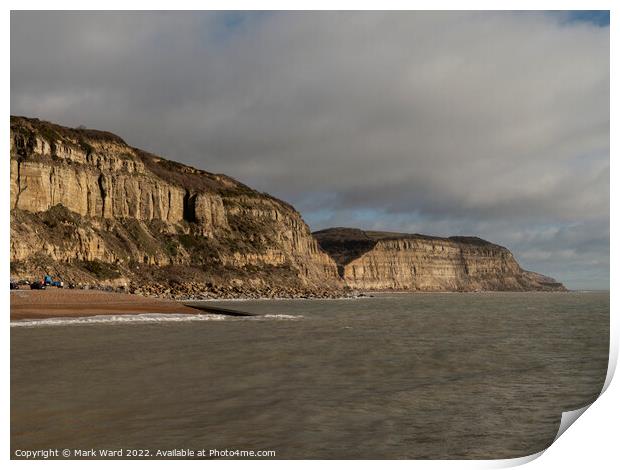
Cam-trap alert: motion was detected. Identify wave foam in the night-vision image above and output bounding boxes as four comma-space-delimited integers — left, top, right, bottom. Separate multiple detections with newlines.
261, 314, 303, 320
11, 313, 228, 328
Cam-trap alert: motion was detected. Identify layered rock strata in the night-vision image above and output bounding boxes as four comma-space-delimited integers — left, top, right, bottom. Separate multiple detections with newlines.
314, 228, 566, 292
10, 116, 342, 298
10, 116, 565, 297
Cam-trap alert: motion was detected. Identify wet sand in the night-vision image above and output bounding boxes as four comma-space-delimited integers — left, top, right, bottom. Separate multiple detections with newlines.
10, 289, 201, 321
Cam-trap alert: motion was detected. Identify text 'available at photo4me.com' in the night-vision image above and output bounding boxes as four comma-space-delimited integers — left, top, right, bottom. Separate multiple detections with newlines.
14, 448, 277, 459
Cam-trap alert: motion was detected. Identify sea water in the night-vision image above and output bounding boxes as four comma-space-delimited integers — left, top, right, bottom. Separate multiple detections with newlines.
11, 292, 609, 459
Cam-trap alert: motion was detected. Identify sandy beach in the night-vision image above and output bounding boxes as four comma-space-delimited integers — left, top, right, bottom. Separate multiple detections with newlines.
10, 289, 202, 321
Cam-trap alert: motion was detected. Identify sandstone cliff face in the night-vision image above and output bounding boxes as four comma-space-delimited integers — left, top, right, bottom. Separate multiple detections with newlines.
10, 116, 565, 297
314, 228, 566, 292
10, 116, 341, 296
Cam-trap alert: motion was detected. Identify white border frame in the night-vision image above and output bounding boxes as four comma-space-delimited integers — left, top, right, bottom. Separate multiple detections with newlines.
3, 1, 615, 468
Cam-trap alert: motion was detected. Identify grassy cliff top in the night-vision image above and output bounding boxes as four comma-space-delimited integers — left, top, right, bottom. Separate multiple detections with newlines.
313, 227, 497, 245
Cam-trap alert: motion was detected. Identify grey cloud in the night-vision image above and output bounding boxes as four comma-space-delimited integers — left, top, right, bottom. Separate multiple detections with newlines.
10, 11, 609, 289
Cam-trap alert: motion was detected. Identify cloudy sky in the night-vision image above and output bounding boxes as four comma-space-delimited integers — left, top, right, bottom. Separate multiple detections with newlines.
11, 11, 609, 289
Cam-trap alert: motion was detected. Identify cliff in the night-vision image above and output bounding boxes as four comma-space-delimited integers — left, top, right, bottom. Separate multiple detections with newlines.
10, 116, 342, 298
10, 116, 565, 297
314, 228, 566, 292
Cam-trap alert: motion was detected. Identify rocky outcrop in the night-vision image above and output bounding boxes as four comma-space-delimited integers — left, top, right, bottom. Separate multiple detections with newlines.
10, 116, 565, 298
10, 116, 342, 298
314, 228, 566, 291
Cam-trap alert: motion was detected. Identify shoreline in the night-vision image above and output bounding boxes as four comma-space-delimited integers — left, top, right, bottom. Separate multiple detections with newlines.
10, 288, 583, 323
10, 289, 204, 321
192, 289, 575, 302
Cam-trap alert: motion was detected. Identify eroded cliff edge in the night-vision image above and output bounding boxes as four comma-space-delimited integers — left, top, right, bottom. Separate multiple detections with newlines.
314, 228, 566, 291
10, 116, 342, 298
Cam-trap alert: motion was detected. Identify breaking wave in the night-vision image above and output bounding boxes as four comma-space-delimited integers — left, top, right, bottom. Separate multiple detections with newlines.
261, 314, 303, 320
11, 313, 229, 328
11, 312, 304, 327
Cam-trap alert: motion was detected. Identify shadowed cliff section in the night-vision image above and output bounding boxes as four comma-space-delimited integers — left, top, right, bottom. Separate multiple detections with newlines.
314, 227, 566, 292
10, 116, 342, 299
311, 228, 378, 276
